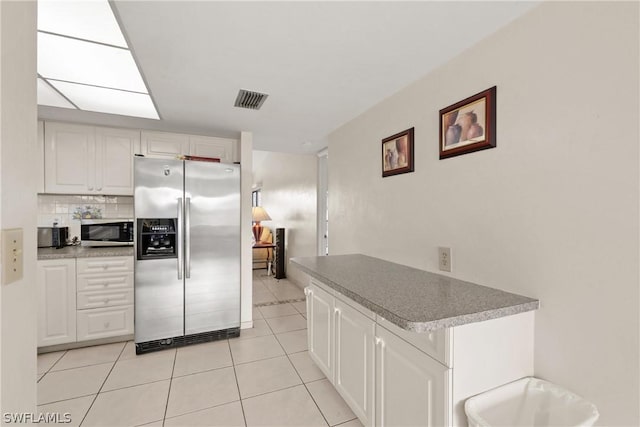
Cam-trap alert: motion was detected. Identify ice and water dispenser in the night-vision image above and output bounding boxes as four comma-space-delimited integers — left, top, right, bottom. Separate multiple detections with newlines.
137, 219, 178, 260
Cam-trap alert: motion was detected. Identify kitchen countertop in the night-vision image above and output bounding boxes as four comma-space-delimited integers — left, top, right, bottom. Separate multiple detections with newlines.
291, 254, 539, 333
38, 246, 134, 260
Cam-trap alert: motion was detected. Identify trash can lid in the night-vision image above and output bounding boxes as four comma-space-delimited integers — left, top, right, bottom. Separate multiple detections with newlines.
465, 377, 599, 427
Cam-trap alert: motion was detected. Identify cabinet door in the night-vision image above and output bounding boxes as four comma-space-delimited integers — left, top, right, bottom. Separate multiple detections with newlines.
189, 135, 235, 163
95, 127, 140, 195
44, 122, 95, 194
37, 121, 45, 193
140, 131, 189, 159
38, 259, 77, 347
335, 298, 375, 427
375, 325, 451, 427
306, 284, 334, 380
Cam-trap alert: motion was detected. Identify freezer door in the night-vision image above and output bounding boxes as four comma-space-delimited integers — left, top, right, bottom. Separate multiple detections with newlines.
184, 161, 240, 335
134, 157, 185, 343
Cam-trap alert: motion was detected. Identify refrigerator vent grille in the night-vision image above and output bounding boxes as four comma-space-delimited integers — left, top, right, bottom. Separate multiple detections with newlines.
135, 328, 240, 354
234, 89, 268, 110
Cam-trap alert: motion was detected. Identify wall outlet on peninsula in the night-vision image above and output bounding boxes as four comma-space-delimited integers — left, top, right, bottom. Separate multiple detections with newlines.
438, 247, 452, 272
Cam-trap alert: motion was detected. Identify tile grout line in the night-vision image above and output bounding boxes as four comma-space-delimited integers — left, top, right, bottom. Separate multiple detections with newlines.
78, 341, 128, 427
37, 350, 68, 383
271, 320, 331, 427
228, 338, 249, 427
160, 347, 178, 426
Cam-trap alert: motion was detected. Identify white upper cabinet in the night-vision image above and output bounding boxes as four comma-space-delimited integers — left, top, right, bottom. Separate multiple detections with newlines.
140, 131, 189, 159
189, 135, 235, 163
141, 130, 236, 163
37, 121, 45, 193
44, 122, 140, 195
44, 122, 95, 194
95, 127, 139, 195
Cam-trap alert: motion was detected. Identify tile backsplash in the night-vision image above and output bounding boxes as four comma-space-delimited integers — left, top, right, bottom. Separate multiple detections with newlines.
38, 194, 133, 240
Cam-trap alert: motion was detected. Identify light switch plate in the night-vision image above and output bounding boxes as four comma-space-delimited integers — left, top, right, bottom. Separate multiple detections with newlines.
2, 228, 23, 285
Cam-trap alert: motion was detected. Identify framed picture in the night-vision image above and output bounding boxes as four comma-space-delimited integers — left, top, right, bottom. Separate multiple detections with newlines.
382, 127, 414, 177
439, 86, 496, 159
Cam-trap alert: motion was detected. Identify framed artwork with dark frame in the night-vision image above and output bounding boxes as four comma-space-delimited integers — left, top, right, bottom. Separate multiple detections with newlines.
382, 127, 414, 177
439, 86, 496, 159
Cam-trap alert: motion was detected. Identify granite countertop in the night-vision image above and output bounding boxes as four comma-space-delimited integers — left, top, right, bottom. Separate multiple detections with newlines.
291, 254, 539, 333
38, 245, 134, 260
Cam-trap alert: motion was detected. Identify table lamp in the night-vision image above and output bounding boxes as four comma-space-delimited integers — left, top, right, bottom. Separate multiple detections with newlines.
252, 206, 271, 243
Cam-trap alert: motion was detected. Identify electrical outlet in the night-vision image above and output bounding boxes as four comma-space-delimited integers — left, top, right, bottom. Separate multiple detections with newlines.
438, 247, 452, 272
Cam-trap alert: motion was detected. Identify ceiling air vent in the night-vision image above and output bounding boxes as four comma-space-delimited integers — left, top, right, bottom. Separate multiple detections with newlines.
234, 89, 268, 110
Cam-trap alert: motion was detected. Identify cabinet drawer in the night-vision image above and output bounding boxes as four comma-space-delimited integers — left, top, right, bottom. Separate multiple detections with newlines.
76, 256, 133, 275
77, 289, 134, 309
377, 316, 452, 368
77, 305, 134, 341
77, 272, 133, 292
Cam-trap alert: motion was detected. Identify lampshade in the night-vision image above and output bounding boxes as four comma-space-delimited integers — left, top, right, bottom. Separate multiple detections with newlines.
252, 206, 271, 222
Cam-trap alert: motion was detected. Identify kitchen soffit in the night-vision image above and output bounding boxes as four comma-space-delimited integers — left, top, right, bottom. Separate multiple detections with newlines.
36, 0, 159, 120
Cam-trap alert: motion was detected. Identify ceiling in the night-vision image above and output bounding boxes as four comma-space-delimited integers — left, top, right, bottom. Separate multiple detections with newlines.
38, 1, 538, 154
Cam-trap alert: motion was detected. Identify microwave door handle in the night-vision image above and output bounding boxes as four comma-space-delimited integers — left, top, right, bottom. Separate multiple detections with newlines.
177, 198, 183, 280
185, 197, 191, 279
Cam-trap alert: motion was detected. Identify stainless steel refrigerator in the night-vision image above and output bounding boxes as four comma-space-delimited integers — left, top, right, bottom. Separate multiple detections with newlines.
134, 156, 240, 354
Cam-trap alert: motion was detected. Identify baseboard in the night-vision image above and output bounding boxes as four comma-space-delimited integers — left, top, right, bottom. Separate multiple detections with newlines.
38, 334, 134, 354
241, 320, 254, 329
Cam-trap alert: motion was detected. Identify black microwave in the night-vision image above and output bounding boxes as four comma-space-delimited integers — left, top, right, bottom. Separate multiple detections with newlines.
81, 219, 134, 247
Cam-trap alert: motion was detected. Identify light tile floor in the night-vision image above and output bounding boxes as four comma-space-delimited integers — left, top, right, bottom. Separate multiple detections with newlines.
36, 272, 361, 427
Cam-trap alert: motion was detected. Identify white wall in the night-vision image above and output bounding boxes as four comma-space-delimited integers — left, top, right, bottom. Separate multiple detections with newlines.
253, 151, 317, 286
240, 132, 254, 328
0, 0, 37, 415
328, 3, 638, 426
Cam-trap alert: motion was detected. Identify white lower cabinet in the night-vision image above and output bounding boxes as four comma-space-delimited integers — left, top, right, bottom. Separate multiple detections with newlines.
38, 256, 134, 349
375, 324, 451, 427
306, 284, 334, 379
305, 280, 534, 427
334, 298, 376, 427
76, 256, 134, 342
77, 305, 134, 341
38, 259, 77, 347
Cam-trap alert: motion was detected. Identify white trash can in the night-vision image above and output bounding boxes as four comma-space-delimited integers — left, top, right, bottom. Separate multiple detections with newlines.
465, 377, 599, 427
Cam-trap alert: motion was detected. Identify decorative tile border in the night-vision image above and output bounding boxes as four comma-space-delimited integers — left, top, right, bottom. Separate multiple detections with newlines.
254, 298, 306, 308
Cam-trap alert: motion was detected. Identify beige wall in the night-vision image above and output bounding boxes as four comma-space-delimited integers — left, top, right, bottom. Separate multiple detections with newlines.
253, 151, 317, 287
0, 0, 37, 415
328, 2, 639, 426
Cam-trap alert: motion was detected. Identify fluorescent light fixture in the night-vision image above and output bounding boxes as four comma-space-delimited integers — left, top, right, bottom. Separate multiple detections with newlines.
38, 0, 127, 48
36, 0, 159, 120
38, 32, 147, 93
49, 80, 159, 120
37, 78, 76, 109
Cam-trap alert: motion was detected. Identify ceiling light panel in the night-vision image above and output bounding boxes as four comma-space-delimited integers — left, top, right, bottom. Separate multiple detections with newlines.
38, 32, 147, 93
49, 80, 159, 120
38, 0, 127, 48
37, 78, 76, 109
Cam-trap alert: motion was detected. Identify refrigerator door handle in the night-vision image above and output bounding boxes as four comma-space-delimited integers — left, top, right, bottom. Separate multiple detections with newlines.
177, 197, 183, 280
185, 197, 191, 279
